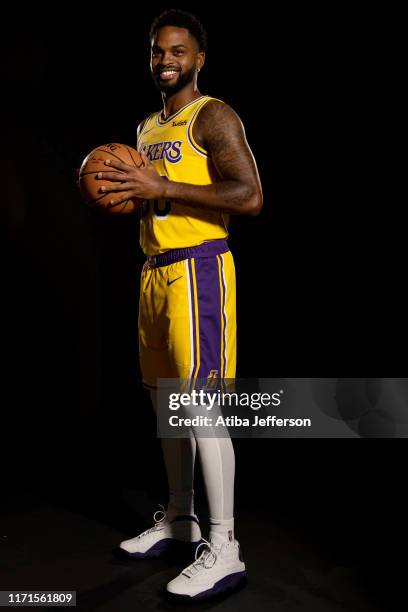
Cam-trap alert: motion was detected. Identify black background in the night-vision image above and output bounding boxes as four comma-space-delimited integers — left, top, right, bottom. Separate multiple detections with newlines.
1, 5, 405, 609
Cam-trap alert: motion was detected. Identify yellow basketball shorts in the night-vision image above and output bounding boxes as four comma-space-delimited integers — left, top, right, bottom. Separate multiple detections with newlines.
139, 240, 236, 389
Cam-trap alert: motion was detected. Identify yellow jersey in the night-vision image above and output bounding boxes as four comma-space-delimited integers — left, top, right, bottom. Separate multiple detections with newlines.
137, 95, 229, 256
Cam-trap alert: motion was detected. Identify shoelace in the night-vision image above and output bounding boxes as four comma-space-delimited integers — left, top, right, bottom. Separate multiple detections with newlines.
137, 504, 167, 539
182, 538, 220, 577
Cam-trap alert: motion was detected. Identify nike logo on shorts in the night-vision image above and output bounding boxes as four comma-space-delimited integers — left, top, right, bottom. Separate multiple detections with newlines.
167, 276, 183, 286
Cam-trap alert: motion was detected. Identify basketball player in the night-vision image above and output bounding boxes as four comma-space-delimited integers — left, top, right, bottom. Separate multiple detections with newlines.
96, 10, 262, 600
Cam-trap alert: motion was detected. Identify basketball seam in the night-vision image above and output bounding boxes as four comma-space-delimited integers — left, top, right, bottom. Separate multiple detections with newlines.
93, 148, 128, 163
125, 145, 143, 168
87, 192, 109, 205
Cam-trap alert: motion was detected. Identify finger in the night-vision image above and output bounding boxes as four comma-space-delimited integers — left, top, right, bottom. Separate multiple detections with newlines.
99, 182, 133, 194
96, 171, 127, 181
140, 150, 150, 167
106, 192, 132, 209
104, 159, 131, 171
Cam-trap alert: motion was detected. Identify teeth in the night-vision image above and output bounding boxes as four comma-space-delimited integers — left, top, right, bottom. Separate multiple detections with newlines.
161, 71, 177, 77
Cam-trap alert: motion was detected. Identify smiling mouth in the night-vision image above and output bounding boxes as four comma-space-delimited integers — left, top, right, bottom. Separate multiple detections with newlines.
158, 70, 179, 80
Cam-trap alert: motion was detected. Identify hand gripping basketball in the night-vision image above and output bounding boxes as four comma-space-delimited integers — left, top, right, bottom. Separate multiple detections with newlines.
78, 143, 163, 214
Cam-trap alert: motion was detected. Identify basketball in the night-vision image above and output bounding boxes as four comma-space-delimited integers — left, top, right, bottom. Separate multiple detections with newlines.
79, 143, 144, 214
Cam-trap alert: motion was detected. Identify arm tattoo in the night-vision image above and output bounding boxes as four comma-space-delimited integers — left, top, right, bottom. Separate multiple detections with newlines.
193, 100, 262, 211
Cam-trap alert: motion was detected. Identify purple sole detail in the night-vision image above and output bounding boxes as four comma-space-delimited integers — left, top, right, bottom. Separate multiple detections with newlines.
168, 570, 247, 601
121, 539, 201, 559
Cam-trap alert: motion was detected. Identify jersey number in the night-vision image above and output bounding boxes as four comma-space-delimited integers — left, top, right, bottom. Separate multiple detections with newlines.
141, 176, 171, 219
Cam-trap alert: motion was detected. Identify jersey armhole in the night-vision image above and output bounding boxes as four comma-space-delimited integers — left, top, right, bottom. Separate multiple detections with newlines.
187, 98, 225, 158
137, 113, 156, 150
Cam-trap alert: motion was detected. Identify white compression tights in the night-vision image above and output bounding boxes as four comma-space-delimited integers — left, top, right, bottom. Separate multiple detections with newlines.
150, 391, 235, 543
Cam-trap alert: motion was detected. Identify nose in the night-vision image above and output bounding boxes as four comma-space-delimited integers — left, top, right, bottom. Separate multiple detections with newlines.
160, 50, 178, 66
161, 49, 175, 66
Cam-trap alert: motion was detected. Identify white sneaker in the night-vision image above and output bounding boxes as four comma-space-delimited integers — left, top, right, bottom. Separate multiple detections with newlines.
119, 505, 202, 559
166, 538, 246, 600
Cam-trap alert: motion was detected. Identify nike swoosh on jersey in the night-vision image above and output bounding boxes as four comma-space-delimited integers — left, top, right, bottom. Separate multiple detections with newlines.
167, 276, 183, 286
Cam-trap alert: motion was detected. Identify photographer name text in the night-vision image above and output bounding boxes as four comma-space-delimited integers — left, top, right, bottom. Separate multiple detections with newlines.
168, 415, 311, 428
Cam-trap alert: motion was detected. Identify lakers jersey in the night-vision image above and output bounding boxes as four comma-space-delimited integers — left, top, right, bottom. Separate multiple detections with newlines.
137, 95, 229, 256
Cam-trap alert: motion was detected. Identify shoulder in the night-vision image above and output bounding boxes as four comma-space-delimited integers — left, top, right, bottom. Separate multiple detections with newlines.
196, 99, 243, 129
137, 112, 157, 137
193, 99, 246, 150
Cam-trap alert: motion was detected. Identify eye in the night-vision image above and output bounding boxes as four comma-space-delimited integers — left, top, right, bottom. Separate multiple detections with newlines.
174, 50, 184, 56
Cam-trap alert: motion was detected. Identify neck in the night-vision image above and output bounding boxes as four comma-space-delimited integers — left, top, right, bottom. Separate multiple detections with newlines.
161, 84, 202, 119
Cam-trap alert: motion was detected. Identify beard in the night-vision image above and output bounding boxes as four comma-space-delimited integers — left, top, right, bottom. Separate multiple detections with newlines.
152, 65, 196, 94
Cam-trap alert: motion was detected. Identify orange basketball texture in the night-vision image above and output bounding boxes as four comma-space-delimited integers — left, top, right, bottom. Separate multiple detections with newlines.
79, 143, 143, 214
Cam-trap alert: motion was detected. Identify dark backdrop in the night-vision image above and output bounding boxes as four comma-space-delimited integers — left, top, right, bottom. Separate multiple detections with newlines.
1, 6, 405, 607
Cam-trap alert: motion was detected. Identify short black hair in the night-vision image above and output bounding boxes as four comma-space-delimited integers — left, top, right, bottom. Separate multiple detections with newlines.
150, 9, 207, 52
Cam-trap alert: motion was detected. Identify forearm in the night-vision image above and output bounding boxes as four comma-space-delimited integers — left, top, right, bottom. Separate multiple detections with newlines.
163, 179, 260, 216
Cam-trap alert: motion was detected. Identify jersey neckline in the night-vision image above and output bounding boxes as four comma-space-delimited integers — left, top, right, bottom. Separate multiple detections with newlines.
157, 95, 209, 125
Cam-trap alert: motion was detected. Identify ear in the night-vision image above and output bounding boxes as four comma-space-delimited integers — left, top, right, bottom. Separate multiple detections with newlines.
197, 51, 205, 72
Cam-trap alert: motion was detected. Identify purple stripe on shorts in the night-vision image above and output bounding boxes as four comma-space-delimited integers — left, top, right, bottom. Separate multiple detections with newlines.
193, 256, 222, 383
187, 258, 197, 392
218, 254, 228, 379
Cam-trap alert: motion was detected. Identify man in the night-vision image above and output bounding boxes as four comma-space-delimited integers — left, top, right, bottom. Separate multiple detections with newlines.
96, 9, 262, 600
